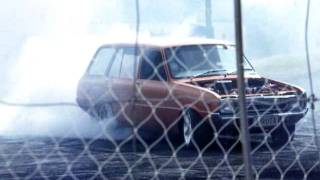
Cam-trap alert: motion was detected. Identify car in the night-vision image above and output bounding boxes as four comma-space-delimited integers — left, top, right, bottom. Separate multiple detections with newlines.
76, 38, 308, 147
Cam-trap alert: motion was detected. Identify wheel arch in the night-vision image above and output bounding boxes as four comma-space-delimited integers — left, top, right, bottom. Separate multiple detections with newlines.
171, 81, 221, 119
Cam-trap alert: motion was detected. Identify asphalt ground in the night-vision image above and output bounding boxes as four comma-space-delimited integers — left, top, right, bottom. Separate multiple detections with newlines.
1, 114, 320, 180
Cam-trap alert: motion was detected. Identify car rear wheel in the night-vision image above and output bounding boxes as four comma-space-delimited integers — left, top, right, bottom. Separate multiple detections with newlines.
95, 103, 114, 121
179, 109, 214, 148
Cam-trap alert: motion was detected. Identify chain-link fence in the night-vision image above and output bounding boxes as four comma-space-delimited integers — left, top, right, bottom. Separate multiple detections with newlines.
1, 41, 318, 179
0, 0, 319, 179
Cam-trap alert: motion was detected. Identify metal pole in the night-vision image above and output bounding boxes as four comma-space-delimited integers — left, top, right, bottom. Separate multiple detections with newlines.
304, 0, 320, 158
233, 0, 253, 179
205, 0, 214, 38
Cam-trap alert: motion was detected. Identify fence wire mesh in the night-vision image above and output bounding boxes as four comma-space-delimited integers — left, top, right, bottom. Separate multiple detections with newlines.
0, 41, 318, 180
0, 0, 320, 180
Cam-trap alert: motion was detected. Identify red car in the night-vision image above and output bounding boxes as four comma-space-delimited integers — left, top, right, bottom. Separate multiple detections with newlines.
77, 38, 308, 146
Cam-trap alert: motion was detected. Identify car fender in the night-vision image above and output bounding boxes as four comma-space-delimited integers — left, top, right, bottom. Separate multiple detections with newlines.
171, 81, 221, 118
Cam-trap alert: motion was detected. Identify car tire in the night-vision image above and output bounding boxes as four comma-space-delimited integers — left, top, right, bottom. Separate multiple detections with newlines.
95, 103, 114, 121
271, 124, 295, 146
179, 108, 214, 149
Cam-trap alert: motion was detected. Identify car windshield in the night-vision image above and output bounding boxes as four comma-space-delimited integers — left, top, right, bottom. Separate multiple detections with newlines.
165, 45, 253, 79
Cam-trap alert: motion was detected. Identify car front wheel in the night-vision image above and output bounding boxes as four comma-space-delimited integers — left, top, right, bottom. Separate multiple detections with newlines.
179, 109, 214, 148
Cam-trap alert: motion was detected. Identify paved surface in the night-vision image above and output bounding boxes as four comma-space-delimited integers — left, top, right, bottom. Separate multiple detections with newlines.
1, 116, 320, 180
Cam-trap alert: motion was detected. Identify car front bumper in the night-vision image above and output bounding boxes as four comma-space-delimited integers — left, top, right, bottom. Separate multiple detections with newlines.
210, 109, 308, 141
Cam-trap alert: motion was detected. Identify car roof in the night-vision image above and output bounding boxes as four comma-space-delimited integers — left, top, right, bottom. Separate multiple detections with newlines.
98, 37, 235, 48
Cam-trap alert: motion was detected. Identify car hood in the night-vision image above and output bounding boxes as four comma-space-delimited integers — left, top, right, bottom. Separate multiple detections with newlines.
174, 75, 304, 99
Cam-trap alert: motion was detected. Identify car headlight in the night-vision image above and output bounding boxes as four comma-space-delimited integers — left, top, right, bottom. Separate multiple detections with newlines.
288, 101, 305, 112
287, 93, 308, 112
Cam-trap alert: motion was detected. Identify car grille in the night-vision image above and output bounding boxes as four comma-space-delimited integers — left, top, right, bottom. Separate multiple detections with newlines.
227, 94, 307, 115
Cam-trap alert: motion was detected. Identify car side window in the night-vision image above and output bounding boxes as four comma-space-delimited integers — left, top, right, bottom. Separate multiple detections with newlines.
107, 48, 123, 78
107, 47, 138, 79
119, 48, 137, 79
140, 49, 167, 81
87, 47, 116, 76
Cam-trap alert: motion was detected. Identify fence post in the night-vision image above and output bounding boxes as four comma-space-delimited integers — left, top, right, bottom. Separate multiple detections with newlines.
233, 0, 253, 179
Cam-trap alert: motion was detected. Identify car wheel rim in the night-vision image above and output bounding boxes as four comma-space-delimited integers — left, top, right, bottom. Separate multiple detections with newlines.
98, 104, 113, 121
183, 110, 193, 145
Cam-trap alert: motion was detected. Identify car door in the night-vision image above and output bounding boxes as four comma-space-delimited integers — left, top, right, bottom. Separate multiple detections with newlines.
133, 48, 179, 132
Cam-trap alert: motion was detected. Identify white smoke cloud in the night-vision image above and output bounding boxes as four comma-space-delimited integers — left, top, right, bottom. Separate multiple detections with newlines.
0, 0, 127, 137
0, 0, 319, 138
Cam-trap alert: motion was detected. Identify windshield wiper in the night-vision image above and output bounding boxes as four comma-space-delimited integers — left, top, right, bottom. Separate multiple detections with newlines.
192, 69, 227, 79
226, 68, 254, 75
